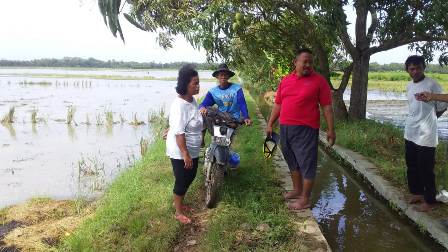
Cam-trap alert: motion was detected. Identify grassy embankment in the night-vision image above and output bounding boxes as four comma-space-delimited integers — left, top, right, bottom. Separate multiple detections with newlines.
331, 71, 448, 92
60, 92, 324, 251
321, 119, 448, 216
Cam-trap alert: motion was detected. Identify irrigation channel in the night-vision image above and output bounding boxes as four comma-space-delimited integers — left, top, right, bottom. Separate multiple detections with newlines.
254, 91, 445, 251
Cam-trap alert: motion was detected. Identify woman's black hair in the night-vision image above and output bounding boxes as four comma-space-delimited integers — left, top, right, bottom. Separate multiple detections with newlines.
405, 55, 426, 70
176, 64, 198, 95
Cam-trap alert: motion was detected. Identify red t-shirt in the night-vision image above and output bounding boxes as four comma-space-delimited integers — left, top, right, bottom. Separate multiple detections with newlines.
274, 71, 332, 129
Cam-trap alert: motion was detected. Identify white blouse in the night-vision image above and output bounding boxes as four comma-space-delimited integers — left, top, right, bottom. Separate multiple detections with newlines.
166, 97, 204, 159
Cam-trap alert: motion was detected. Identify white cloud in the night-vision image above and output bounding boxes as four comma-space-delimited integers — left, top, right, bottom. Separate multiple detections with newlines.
0, 0, 207, 62
0, 1, 442, 64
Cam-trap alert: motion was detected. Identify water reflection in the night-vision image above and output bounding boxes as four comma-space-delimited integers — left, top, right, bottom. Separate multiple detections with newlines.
0, 70, 216, 208
313, 149, 442, 252
2, 123, 16, 138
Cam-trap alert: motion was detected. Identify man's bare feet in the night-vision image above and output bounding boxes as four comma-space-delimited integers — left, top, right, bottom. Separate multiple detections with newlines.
287, 199, 311, 210
415, 202, 437, 212
283, 191, 301, 200
408, 195, 424, 204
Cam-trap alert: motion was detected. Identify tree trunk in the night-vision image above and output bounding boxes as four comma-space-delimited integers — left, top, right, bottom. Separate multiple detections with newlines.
349, 55, 370, 120
332, 90, 348, 120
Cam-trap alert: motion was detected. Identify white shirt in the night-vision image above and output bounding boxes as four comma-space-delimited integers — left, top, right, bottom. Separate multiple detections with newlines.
405, 77, 447, 147
166, 97, 203, 159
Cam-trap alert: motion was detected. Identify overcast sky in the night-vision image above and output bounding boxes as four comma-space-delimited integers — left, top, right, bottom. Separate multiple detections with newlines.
0, 0, 440, 64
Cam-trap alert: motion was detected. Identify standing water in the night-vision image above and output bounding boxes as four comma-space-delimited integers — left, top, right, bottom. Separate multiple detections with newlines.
0, 68, 216, 208
253, 91, 444, 251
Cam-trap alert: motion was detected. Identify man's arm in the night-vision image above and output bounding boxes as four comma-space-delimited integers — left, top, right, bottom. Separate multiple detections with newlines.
322, 105, 336, 146
420, 92, 448, 102
199, 92, 215, 115
236, 89, 251, 125
266, 103, 281, 137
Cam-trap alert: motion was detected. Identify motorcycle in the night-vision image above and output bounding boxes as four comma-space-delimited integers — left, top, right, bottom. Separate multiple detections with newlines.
203, 107, 242, 208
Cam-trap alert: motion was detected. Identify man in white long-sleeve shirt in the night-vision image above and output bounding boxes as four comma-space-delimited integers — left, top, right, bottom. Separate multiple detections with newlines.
404, 55, 447, 212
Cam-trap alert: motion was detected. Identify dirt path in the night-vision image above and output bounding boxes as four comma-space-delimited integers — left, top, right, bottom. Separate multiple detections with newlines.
172, 186, 211, 252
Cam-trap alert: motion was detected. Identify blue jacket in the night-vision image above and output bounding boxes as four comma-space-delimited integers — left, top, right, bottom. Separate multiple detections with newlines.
199, 83, 249, 120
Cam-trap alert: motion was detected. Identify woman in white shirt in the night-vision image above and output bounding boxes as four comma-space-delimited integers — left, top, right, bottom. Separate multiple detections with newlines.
166, 65, 203, 224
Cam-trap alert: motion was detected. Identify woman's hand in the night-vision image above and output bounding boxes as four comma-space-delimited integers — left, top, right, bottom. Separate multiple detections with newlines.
199, 107, 208, 116
162, 128, 169, 140
244, 118, 252, 126
183, 152, 193, 169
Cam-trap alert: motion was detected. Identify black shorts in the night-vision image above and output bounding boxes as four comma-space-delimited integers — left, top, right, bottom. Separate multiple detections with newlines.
171, 158, 199, 196
280, 125, 318, 179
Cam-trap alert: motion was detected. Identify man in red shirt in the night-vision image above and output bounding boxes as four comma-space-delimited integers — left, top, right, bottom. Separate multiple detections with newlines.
266, 48, 336, 210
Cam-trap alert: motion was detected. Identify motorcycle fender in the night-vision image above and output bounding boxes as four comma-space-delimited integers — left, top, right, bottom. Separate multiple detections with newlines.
212, 145, 229, 166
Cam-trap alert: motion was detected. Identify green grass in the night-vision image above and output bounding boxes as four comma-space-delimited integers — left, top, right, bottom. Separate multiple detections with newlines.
61, 137, 181, 251
322, 119, 448, 191
61, 92, 320, 251
331, 71, 448, 92
196, 93, 322, 251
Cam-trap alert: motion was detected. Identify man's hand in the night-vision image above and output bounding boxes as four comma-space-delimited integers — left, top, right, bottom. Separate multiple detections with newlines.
183, 153, 193, 169
265, 125, 273, 137
419, 91, 433, 102
327, 129, 336, 146
244, 118, 252, 126
199, 107, 208, 116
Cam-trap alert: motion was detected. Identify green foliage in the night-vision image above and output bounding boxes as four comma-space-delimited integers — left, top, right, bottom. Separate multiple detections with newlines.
321, 119, 448, 190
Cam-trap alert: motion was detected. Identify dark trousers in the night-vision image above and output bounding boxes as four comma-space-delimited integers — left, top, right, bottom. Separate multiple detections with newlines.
405, 140, 437, 204
171, 158, 199, 196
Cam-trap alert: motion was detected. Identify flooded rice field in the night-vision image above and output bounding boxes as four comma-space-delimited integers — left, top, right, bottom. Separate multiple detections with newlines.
344, 89, 448, 139
0, 68, 215, 208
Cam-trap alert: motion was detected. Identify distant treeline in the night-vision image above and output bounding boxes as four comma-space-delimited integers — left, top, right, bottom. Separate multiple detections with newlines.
0, 57, 219, 70
370, 62, 448, 73
1, 57, 447, 73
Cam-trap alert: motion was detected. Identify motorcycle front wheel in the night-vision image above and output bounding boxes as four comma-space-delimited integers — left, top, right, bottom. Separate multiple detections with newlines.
205, 162, 225, 208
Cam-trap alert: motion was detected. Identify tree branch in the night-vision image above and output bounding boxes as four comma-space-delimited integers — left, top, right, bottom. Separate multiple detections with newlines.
368, 35, 448, 55
354, 0, 369, 50
335, 1, 356, 57
366, 6, 378, 44
338, 62, 354, 92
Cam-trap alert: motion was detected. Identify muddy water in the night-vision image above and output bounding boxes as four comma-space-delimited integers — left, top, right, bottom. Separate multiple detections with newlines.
253, 91, 444, 251
0, 68, 216, 208
313, 150, 443, 251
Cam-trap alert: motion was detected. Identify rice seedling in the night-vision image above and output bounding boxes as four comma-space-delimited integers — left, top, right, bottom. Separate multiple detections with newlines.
96, 114, 103, 126
129, 113, 145, 126
66, 106, 76, 125
31, 108, 38, 124
77, 155, 105, 177
105, 111, 114, 126
86, 114, 91, 126
140, 137, 149, 156
1, 107, 15, 124
19, 80, 51, 86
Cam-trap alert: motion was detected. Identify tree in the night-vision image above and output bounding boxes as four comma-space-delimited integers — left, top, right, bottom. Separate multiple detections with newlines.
330, 0, 448, 119
98, 0, 448, 120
